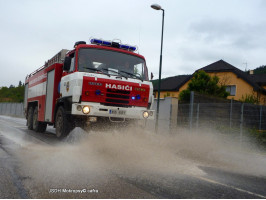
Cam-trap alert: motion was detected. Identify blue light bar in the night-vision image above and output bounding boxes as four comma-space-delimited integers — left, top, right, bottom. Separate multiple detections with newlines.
120, 44, 130, 50
129, 46, 137, 51
90, 38, 137, 52
120, 44, 137, 52
103, 41, 111, 46
90, 38, 111, 46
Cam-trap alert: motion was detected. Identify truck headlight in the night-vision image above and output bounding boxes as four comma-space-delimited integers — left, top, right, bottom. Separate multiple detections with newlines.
143, 111, 149, 119
82, 106, 90, 114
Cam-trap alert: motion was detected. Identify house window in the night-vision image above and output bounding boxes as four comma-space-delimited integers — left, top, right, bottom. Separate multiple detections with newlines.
226, 85, 236, 96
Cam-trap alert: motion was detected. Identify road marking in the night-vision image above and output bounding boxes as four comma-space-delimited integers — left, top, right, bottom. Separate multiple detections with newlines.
196, 176, 266, 199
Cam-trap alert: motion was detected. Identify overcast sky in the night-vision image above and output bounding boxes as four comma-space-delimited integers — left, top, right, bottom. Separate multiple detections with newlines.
0, 0, 265, 87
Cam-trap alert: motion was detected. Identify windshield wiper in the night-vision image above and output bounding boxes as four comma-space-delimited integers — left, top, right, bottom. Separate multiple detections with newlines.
119, 70, 143, 81
100, 68, 128, 79
84, 67, 110, 77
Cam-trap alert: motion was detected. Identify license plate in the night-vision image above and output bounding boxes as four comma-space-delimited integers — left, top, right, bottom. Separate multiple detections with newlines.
109, 109, 126, 115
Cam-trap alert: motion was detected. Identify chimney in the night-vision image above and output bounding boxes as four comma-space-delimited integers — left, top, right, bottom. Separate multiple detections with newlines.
249, 70, 254, 75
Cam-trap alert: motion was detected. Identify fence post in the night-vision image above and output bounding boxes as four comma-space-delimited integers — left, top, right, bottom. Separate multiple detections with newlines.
189, 91, 194, 130
240, 103, 244, 144
13, 103, 15, 115
259, 105, 262, 130
14, 103, 16, 115
196, 103, 199, 132
230, 99, 233, 128
5, 103, 7, 115
20, 103, 23, 117
15, 103, 19, 116
11, 103, 14, 115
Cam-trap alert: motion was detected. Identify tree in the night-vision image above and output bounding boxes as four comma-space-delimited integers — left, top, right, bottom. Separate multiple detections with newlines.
254, 65, 266, 74
179, 70, 229, 101
0, 84, 25, 102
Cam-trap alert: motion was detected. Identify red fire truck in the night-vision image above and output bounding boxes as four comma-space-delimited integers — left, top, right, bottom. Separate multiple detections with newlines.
24, 38, 154, 138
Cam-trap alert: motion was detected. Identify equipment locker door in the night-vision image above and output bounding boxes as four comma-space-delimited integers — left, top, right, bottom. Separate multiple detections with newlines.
45, 70, 55, 122
24, 83, 28, 110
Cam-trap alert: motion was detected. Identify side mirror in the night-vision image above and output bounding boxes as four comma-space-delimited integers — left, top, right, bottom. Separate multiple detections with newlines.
151, 72, 154, 80
63, 57, 71, 71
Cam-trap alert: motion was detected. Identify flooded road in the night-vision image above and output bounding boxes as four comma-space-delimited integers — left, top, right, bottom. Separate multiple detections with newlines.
0, 115, 266, 198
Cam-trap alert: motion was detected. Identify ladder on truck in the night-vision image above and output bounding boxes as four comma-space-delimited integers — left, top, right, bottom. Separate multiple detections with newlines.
26, 49, 69, 79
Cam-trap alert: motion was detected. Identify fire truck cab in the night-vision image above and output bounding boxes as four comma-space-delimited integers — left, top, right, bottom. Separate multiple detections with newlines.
24, 38, 154, 138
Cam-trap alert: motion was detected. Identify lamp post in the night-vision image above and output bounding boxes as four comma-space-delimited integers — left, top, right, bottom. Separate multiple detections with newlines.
151, 3, 164, 133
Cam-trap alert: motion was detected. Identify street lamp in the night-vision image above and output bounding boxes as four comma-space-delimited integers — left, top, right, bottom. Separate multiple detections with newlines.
151, 3, 164, 133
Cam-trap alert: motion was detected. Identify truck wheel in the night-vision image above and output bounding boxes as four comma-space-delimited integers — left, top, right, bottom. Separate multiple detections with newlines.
33, 107, 47, 133
55, 106, 71, 139
27, 106, 34, 130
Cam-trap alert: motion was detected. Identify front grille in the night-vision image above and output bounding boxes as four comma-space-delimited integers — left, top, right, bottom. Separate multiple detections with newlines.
106, 93, 130, 99
105, 89, 131, 107
107, 89, 130, 94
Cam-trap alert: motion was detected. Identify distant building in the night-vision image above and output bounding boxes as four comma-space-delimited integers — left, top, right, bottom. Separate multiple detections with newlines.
153, 60, 266, 104
152, 75, 191, 98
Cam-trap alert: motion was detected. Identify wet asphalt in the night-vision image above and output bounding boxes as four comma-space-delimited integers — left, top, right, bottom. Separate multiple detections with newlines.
0, 115, 266, 199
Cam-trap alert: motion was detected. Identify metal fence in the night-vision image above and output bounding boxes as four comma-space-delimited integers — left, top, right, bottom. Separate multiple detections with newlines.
177, 101, 266, 131
0, 103, 24, 117
1, 99, 265, 134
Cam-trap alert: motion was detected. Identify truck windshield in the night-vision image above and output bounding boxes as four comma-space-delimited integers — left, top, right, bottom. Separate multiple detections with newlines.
78, 48, 148, 81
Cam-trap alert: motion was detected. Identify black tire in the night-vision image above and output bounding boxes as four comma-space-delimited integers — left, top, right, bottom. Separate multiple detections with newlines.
55, 106, 72, 139
33, 107, 47, 133
27, 106, 34, 130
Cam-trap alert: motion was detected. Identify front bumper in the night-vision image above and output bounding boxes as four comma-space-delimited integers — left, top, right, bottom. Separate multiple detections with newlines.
71, 102, 155, 120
